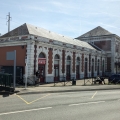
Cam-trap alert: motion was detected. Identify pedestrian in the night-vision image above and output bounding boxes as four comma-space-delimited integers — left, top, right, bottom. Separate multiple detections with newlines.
100, 77, 105, 84
96, 75, 102, 84
35, 70, 40, 83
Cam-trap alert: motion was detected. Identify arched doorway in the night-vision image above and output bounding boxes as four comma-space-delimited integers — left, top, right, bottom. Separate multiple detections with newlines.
76, 57, 80, 79
38, 52, 46, 83
91, 59, 94, 77
97, 59, 100, 75
84, 58, 88, 78
54, 54, 60, 81
66, 56, 71, 80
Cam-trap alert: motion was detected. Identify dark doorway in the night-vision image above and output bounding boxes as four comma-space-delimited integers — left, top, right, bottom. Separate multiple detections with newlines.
91, 59, 94, 77
66, 56, 71, 80
76, 57, 80, 79
66, 65, 70, 80
84, 58, 88, 78
54, 54, 60, 81
38, 65, 45, 83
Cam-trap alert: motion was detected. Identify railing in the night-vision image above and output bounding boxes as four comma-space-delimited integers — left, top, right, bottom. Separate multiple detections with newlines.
0, 73, 14, 92
54, 77, 76, 86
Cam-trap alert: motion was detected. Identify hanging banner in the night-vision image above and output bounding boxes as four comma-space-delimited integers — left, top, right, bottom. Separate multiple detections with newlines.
38, 58, 46, 64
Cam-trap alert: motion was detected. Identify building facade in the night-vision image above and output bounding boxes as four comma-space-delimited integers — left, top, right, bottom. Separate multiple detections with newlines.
76, 26, 120, 75
0, 24, 106, 84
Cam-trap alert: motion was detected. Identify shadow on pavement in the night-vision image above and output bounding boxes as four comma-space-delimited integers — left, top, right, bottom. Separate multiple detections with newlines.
0, 86, 19, 97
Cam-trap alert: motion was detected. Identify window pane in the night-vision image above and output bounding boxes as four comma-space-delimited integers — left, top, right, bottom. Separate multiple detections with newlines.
76, 61, 80, 65
67, 61, 71, 65
54, 60, 59, 64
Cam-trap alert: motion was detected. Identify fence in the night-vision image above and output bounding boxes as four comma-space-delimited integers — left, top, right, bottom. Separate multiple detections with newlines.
0, 73, 14, 92
47, 77, 109, 87
54, 77, 76, 86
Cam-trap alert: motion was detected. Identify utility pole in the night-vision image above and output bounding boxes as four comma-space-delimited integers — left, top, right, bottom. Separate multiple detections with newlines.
7, 12, 11, 33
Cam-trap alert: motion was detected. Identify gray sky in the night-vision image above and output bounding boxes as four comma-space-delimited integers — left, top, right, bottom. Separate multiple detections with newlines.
0, 0, 120, 38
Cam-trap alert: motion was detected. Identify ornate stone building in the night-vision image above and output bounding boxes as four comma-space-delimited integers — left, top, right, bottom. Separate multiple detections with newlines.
0, 23, 106, 84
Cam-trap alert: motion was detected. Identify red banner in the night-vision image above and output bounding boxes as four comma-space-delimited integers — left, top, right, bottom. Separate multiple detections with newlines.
38, 58, 46, 64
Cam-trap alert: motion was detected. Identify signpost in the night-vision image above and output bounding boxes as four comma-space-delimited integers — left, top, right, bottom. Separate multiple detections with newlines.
6, 50, 16, 90
25, 56, 28, 89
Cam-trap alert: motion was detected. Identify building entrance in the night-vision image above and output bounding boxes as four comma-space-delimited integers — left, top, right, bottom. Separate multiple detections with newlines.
38, 65, 45, 83
54, 65, 59, 81
38, 52, 46, 83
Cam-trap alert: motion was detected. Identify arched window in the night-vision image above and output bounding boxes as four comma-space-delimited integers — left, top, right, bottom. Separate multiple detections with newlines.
76, 57, 80, 65
67, 56, 71, 60
39, 52, 45, 58
54, 54, 59, 59
54, 54, 60, 81
54, 54, 60, 64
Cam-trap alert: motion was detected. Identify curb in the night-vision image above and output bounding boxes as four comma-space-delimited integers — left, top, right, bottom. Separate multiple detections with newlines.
16, 87, 120, 95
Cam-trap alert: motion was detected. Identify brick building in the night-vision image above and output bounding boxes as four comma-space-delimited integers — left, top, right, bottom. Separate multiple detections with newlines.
76, 26, 120, 75
0, 23, 106, 84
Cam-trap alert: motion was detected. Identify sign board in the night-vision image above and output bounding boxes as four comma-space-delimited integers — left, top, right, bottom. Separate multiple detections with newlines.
38, 58, 46, 64
6, 51, 15, 60
6, 50, 16, 90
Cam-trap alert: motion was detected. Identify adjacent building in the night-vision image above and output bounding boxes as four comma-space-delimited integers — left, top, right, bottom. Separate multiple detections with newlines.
76, 26, 120, 75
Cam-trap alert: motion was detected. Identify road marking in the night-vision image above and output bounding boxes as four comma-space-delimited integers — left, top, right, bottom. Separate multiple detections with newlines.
69, 101, 105, 106
28, 94, 51, 104
91, 91, 97, 99
0, 107, 52, 116
15, 94, 51, 105
16, 94, 29, 104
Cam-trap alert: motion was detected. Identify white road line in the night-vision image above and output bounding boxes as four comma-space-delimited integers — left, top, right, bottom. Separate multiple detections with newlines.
69, 101, 105, 106
91, 91, 97, 99
0, 107, 52, 116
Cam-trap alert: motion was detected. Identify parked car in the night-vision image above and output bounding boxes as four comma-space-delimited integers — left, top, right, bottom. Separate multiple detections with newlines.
108, 74, 120, 84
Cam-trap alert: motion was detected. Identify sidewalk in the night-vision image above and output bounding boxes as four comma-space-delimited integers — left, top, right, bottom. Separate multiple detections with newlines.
15, 79, 120, 95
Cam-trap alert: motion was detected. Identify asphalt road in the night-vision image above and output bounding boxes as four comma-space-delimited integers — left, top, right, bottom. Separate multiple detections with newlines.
0, 90, 120, 120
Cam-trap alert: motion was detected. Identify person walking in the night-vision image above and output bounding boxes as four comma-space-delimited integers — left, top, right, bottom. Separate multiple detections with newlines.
96, 75, 102, 84
35, 70, 40, 83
